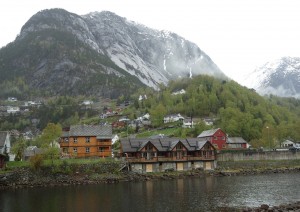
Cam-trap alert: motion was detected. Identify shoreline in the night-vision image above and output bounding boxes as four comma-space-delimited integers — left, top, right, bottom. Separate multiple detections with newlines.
1, 165, 300, 190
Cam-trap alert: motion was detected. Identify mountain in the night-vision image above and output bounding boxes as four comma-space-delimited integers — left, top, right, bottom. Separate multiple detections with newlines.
0, 8, 225, 98
245, 57, 300, 98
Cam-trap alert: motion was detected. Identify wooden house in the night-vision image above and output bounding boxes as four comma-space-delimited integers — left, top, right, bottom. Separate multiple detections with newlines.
197, 128, 227, 150
120, 137, 216, 173
227, 137, 249, 149
60, 125, 112, 158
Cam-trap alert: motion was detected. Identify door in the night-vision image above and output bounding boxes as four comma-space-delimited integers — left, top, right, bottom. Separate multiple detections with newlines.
204, 161, 212, 170
177, 162, 183, 171
146, 164, 153, 172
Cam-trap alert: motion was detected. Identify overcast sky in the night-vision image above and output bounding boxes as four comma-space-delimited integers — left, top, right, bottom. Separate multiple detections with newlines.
1, 0, 300, 85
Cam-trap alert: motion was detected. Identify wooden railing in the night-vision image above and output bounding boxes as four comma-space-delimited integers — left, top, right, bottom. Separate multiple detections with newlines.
125, 155, 216, 163
62, 151, 112, 158
97, 141, 112, 146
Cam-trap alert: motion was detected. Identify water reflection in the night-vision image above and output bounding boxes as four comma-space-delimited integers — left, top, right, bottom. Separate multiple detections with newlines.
0, 173, 300, 212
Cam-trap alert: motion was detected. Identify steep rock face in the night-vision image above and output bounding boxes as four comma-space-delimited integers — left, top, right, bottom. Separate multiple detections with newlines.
0, 8, 225, 97
82, 11, 225, 88
246, 57, 300, 98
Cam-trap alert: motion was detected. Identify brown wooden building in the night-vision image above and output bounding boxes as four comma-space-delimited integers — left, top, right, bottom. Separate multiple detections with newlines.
60, 125, 112, 158
120, 137, 216, 173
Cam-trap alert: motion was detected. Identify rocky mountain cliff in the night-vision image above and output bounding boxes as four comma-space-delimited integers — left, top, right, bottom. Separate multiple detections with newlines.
0, 8, 225, 98
245, 57, 300, 98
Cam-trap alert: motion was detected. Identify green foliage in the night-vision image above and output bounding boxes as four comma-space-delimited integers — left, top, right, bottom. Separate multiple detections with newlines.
37, 123, 62, 166
11, 137, 28, 161
129, 75, 300, 147
30, 154, 44, 171
150, 104, 167, 127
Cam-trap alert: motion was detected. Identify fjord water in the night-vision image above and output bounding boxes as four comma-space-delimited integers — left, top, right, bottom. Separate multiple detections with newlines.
1, 173, 299, 212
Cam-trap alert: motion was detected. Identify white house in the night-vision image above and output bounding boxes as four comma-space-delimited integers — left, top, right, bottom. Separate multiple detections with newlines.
7, 106, 20, 114
172, 89, 186, 95
82, 100, 93, 105
0, 131, 10, 154
164, 114, 184, 123
137, 113, 150, 121
280, 140, 295, 148
203, 118, 215, 126
0, 131, 13, 161
138, 95, 147, 101
182, 118, 194, 128
7, 97, 17, 102
119, 117, 130, 122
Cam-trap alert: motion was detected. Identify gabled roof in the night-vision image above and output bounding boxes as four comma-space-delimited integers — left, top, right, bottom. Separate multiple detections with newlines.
63, 125, 112, 138
121, 137, 215, 153
0, 131, 9, 148
184, 138, 211, 151
281, 140, 295, 145
197, 128, 221, 138
23, 148, 44, 157
120, 138, 149, 153
227, 137, 248, 144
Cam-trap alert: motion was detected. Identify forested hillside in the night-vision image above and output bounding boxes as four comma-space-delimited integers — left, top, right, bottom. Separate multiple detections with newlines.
130, 75, 300, 146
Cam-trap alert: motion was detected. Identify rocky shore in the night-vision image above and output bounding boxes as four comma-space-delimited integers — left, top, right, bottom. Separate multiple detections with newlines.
214, 166, 300, 177
239, 201, 300, 212
1, 164, 300, 190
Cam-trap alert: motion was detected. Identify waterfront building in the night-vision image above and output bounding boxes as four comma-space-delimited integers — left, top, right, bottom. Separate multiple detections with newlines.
120, 138, 216, 173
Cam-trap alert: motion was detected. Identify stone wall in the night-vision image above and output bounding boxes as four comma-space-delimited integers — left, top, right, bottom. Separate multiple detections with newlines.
130, 160, 216, 173
217, 151, 300, 162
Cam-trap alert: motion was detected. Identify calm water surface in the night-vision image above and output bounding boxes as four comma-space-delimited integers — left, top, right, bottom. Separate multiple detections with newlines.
1, 173, 300, 212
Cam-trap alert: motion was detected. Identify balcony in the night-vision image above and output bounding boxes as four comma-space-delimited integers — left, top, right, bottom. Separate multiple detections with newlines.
65, 151, 112, 158
97, 141, 112, 146
125, 155, 215, 163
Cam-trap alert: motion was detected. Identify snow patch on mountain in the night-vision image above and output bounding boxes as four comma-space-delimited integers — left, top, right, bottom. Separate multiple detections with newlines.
245, 57, 300, 98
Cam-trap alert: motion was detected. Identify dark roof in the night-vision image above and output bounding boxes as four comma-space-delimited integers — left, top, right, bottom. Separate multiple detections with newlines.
23, 147, 44, 157
121, 137, 215, 153
62, 125, 112, 139
227, 137, 248, 144
197, 128, 221, 138
0, 131, 9, 148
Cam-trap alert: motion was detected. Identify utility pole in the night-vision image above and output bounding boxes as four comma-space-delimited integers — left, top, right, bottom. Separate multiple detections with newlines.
266, 126, 270, 151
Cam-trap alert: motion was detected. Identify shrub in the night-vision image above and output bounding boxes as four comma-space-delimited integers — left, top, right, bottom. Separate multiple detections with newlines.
30, 155, 44, 171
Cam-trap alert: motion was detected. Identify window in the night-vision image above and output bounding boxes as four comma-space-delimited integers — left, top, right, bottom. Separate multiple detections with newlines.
73, 148, 77, 153
222, 136, 225, 140
214, 136, 217, 140
86, 147, 90, 153
99, 147, 105, 152
64, 138, 69, 142
86, 137, 90, 143
74, 137, 78, 143
63, 148, 68, 153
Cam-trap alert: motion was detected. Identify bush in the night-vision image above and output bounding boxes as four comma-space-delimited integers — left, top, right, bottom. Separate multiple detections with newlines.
30, 155, 44, 170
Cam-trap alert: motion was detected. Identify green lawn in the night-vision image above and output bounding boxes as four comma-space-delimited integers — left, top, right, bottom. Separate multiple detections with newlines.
5, 157, 115, 169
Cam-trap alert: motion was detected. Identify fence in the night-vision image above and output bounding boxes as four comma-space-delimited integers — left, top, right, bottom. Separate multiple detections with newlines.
217, 150, 300, 161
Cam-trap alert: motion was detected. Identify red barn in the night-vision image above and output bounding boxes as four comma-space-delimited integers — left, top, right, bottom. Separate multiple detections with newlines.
197, 128, 227, 150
